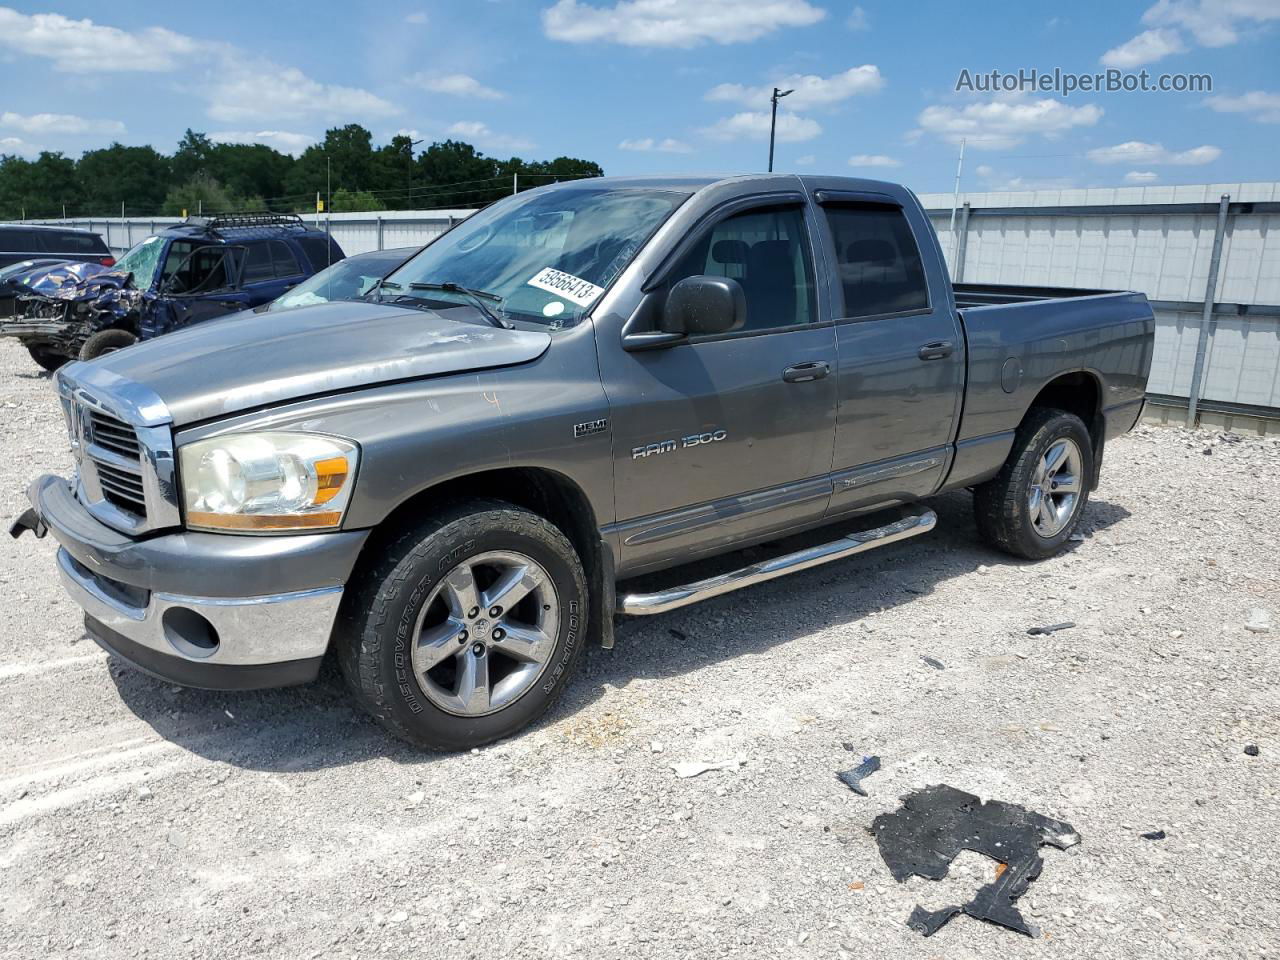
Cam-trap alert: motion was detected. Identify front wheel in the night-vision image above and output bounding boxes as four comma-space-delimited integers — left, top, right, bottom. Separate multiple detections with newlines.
79, 328, 137, 361
26, 345, 69, 372
973, 407, 1093, 560
336, 500, 589, 750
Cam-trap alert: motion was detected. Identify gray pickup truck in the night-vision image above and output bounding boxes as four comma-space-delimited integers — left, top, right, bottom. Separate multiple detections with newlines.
11, 175, 1154, 750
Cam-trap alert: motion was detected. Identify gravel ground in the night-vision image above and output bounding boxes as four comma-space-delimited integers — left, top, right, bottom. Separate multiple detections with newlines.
0, 337, 1277, 960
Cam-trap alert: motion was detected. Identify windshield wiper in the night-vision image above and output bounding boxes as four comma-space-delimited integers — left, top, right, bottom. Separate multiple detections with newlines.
409, 281, 512, 329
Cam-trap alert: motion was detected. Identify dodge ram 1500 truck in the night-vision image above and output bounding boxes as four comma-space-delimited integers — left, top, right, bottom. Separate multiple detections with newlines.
10, 175, 1154, 750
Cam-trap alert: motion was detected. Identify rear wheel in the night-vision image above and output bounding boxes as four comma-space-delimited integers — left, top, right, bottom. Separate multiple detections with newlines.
26, 345, 68, 372
974, 407, 1093, 560
79, 328, 137, 361
336, 500, 589, 750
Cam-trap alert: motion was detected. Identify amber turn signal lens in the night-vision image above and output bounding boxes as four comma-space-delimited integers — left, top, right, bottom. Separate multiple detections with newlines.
185, 511, 344, 531
313, 456, 350, 506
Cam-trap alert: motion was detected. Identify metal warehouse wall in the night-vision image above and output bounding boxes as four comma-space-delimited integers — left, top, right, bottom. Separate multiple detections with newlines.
919, 182, 1280, 423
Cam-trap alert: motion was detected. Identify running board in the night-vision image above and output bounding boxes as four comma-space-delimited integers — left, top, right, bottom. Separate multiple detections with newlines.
617, 510, 937, 616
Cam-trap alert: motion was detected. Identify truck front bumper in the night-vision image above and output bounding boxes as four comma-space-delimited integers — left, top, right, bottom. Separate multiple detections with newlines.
17, 474, 369, 690
0, 319, 70, 344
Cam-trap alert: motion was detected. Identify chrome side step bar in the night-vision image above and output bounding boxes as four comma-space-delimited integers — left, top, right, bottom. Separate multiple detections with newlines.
617, 510, 937, 616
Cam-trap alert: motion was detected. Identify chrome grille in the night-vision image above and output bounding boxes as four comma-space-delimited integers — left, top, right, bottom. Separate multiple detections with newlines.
58, 370, 179, 535
88, 412, 142, 459
83, 408, 147, 522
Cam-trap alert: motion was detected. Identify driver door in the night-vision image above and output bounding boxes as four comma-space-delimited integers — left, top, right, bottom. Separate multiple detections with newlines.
165, 245, 248, 328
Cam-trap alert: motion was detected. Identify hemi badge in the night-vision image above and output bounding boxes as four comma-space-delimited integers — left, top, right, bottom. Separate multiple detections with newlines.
574, 419, 608, 439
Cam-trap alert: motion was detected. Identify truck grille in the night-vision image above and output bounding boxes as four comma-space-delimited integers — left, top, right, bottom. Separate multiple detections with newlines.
95, 460, 148, 515
88, 411, 143, 459
84, 409, 148, 522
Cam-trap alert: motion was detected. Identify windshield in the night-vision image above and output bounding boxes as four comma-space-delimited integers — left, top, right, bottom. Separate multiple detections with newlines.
383, 186, 685, 326
271, 251, 408, 312
111, 235, 167, 288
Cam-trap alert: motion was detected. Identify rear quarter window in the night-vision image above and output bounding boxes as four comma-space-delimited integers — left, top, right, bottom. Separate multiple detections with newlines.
298, 236, 341, 273
48, 232, 108, 254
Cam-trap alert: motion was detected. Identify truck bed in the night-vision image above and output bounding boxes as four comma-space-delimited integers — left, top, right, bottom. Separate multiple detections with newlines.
953, 282, 1115, 309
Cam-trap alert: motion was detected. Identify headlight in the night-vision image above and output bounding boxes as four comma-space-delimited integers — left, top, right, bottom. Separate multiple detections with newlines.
180, 432, 358, 533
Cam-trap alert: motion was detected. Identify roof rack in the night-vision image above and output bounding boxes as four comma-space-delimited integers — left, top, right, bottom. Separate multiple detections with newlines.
184, 212, 306, 233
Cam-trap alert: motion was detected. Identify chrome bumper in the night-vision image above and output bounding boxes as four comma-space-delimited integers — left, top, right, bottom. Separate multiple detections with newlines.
21, 473, 367, 689
57, 547, 342, 665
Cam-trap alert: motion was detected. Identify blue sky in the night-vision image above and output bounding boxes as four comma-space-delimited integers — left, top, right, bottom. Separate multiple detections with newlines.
0, 0, 1276, 194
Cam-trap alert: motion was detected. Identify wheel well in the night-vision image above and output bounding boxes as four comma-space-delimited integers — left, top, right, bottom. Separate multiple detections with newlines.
351, 467, 608, 641
1026, 371, 1105, 484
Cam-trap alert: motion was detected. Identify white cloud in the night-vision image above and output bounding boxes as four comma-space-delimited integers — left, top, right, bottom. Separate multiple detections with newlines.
847, 5, 869, 30
916, 97, 1103, 149
1124, 170, 1161, 183
1207, 90, 1280, 123
0, 7, 201, 72
618, 137, 693, 153
1101, 1, 1280, 67
405, 11, 428, 24
0, 136, 38, 157
208, 61, 398, 123
1100, 28, 1186, 67
0, 111, 124, 135
412, 73, 505, 100
703, 111, 821, 142
794, 154, 816, 165
1087, 140, 1221, 165
705, 65, 883, 110
0, 9, 398, 126
542, 0, 825, 47
975, 164, 995, 177
849, 154, 900, 168
1142, 0, 1279, 47
209, 130, 317, 156
446, 121, 535, 152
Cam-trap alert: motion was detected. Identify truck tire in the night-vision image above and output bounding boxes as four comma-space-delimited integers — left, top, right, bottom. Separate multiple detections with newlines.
79, 329, 137, 361
336, 500, 589, 750
973, 407, 1093, 560
26, 345, 68, 372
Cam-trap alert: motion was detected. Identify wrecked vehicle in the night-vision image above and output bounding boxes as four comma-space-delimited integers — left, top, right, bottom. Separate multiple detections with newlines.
11, 175, 1154, 751
0, 213, 344, 368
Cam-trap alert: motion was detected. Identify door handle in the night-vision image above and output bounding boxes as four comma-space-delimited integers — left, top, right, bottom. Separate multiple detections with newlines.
918, 340, 954, 361
782, 361, 831, 383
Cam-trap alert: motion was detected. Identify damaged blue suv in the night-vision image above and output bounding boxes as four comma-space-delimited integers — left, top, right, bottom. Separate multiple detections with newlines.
0, 213, 344, 368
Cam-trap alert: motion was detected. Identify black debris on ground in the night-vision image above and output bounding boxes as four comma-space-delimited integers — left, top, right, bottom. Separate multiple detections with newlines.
921, 656, 945, 670
1140, 829, 1167, 840
868, 784, 1081, 938
1244, 744, 1260, 757
1027, 622, 1076, 636
835, 752, 881, 797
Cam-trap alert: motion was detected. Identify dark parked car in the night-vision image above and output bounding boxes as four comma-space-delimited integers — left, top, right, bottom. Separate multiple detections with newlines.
0, 213, 345, 367
0, 224, 114, 271
260, 246, 419, 314
13, 175, 1153, 750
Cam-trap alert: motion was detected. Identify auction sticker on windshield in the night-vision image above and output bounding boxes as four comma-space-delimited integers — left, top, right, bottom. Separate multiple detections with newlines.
526, 267, 604, 307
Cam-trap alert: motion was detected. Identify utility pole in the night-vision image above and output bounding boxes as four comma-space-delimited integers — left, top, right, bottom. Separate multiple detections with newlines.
513, 172, 518, 196
947, 137, 966, 265
325, 156, 332, 268
768, 87, 794, 173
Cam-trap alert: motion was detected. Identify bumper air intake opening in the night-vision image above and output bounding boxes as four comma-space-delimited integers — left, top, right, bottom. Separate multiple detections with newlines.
162, 607, 220, 659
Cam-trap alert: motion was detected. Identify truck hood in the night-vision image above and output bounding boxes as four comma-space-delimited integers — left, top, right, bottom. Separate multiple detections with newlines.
75, 300, 552, 426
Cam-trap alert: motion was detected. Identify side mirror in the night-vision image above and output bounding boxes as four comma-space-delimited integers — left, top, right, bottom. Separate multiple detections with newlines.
661, 276, 746, 337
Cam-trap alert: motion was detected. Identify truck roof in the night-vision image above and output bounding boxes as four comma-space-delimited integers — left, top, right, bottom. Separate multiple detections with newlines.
543, 172, 913, 201
159, 212, 329, 243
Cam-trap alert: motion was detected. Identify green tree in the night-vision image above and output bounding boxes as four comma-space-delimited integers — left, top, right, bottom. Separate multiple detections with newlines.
371, 134, 419, 209
0, 151, 83, 219
284, 124, 376, 202
77, 143, 170, 215
208, 143, 292, 206
330, 188, 386, 212
161, 172, 237, 216
171, 129, 213, 185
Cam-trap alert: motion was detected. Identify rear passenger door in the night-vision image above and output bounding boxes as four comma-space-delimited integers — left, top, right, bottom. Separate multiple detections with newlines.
817, 195, 965, 515
240, 239, 307, 306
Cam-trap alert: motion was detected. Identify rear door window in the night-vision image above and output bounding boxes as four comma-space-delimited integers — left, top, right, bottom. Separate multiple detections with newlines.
270, 240, 303, 278
822, 205, 929, 319
241, 241, 275, 283
298, 236, 339, 272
